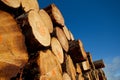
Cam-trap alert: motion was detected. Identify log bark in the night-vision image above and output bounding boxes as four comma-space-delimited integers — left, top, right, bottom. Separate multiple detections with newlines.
0, 10, 28, 79
66, 55, 76, 80
23, 10, 51, 52
39, 9, 53, 33
55, 27, 69, 52
37, 49, 63, 80
21, 0, 39, 12
51, 37, 64, 64
93, 59, 105, 69
63, 72, 71, 80
63, 25, 71, 40
1, 0, 20, 8
44, 4, 64, 27
68, 40, 87, 63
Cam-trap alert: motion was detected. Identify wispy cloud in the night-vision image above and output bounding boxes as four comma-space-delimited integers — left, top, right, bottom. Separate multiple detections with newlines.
104, 56, 120, 80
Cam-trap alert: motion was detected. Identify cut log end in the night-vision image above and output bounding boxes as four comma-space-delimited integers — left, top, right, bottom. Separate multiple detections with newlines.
51, 37, 64, 64
56, 27, 69, 52
28, 10, 51, 47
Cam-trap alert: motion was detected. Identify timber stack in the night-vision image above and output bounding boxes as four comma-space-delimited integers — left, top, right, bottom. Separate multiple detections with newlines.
0, 0, 107, 80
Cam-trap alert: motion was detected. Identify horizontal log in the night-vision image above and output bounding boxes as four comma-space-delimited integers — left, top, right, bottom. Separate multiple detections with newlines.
93, 59, 105, 69
55, 27, 69, 52
65, 55, 76, 80
0, 10, 28, 79
63, 25, 71, 40
68, 40, 87, 63
39, 9, 53, 33
51, 37, 64, 63
37, 49, 63, 80
44, 4, 64, 27
22, 10, 51, 52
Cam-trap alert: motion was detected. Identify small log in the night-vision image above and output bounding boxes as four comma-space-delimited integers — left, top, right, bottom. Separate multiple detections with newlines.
63, 25, 71, 40
37, 49, 63, 80
89, 70, 99, 80
93, 59, 105, 69
87, 52, 95, 69
44, 4, 64, 27
0, 10, 28, 79
51, 37, 64, 64
39, 9, 53, 33
68, 40, 87, 63
23, 10, 51, 52
21, 0, 39, 12
55, 27, 69, 52
66, 55, 76, 80
63, 72, 71, 80
81, 60, 91, 72
1, 0, 20, 8
69, 30, 74, 40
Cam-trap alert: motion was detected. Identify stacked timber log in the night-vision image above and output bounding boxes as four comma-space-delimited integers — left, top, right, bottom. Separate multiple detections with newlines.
0, 0, 107, 80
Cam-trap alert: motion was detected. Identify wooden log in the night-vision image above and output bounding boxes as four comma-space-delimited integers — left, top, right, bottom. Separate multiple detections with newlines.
0, 10, 28, 79
1, 0, 20, 8
21, 0, 39, 12
83, 73, 91, 80
39, 9, 53, 33
68, 40, 87, 63
93, 59, 105, 69
37, 49, 63, 80
63, 72, 71, 80
87, 52, 95, 69
23, 10, 51, 52
44, 4, 64, 27
89, 70, 99, 80
55, 27, 69, 52
66, 55, 76, 80
80, 60, 91, 72
63, 25, 71, 40
51, 37, 64, 64
69, 30, 74, 40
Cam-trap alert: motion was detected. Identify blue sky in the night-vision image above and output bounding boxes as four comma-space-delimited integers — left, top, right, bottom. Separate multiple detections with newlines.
38, 0, 120, 80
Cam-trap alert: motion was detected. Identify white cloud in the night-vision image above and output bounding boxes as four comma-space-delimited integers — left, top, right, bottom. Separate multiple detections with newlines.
104, 56, 120, 80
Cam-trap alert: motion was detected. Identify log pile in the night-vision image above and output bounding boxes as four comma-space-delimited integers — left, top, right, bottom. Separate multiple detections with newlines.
0, 0, 107, 80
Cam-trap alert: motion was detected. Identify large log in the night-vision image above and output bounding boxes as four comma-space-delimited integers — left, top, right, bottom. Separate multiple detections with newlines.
51, 37, 64, 64
21, 0, 39, 12
37, 49, 63, 80
66, 55, 76, 80
55, 27, 69, 52
1, 0, 20, 8
23, 10, 51, 52
44, 4, 64, 27
39, 9, 53, 33
93, 59, 105, 69
68, 40, 87, 63
0, 10, 28, 79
